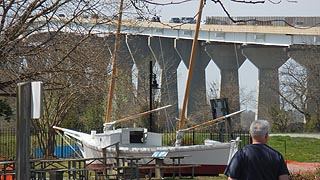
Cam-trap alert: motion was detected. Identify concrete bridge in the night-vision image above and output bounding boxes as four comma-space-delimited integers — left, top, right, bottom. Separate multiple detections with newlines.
36, 17, 320, 127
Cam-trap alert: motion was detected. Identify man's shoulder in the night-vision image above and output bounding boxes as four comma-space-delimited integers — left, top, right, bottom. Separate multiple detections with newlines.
242, 144, 284, 158
241, 144, 280, 153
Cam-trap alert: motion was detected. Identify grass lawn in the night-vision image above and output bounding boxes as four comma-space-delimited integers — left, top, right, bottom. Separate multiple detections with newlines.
268, 136, 320, 162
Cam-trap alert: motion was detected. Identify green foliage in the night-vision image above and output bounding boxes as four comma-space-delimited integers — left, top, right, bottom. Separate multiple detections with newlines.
270, 108, 290, 133
61, 97, 105, 132
83, 103, 105, 131
304, 114, 319, 132
268, 136, 320, 162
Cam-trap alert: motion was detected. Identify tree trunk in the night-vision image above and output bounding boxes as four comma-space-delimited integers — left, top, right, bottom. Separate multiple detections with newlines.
45, 128, 55, 158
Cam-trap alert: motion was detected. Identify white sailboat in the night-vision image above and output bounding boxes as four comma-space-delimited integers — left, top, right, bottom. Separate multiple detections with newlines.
53, 108, 243, 175
53, 0, 243, 176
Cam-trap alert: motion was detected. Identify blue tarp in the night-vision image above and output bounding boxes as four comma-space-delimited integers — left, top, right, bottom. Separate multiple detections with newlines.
34, 145, 80, 158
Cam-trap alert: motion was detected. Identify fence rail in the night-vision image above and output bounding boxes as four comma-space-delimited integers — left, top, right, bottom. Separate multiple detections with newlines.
0, 127, 250, 160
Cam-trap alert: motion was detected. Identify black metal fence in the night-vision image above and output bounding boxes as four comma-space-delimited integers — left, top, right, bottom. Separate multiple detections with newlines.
0, 127, 250, 160
0, 128, 79, 160
160, 127, 250, 148
0, 128, 15, 160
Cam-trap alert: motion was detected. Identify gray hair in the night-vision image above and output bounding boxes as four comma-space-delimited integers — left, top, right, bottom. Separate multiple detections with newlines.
249, 120, 270, 137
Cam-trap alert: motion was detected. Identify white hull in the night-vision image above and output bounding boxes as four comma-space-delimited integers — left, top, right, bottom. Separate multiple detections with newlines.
54, 126, 239, 175
82, 141, 234, 165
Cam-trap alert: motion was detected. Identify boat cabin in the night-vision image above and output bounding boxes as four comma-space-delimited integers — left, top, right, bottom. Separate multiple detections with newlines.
89, 128, 162, 148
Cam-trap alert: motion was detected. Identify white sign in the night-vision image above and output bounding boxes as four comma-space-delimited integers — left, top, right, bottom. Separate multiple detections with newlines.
31, 81, 43, 119
152, 151, 168, 158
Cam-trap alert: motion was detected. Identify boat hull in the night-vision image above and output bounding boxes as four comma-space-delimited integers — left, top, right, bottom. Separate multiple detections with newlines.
142, 164, 227, 176
83, 142, 233, 175
54, 127, 239, 176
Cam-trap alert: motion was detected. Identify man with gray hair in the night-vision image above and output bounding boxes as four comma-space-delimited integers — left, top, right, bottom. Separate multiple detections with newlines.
224, 120, 289, 180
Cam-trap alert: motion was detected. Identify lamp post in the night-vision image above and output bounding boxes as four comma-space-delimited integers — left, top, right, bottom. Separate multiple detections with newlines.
149, 61, 159, 132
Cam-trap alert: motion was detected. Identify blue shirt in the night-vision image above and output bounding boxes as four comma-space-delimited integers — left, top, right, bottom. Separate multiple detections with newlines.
224, 144, 289, 180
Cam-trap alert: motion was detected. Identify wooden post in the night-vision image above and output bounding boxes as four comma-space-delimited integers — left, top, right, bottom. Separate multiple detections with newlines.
103, 147, 107, 179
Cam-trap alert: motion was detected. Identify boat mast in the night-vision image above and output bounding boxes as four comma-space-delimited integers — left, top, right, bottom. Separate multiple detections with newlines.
105, 0, 124, 123
179, 0, 205, 130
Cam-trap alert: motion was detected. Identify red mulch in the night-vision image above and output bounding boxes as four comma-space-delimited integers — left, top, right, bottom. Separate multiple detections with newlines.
286, 160, 320, 173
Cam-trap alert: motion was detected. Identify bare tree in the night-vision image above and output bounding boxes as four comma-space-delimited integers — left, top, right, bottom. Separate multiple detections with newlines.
278, 46, 320, 132
0, 0, 138, 157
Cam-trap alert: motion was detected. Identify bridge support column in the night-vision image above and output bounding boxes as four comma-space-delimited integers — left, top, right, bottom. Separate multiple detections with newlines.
125, 35, 154, 124
289, 45, 320, 124
148, 37, 180, 127
104, 34, 136, 120
117, 35, 135, 114
242, 46, 288, 120
175, 39, 211, 120
205, 43, 246, 128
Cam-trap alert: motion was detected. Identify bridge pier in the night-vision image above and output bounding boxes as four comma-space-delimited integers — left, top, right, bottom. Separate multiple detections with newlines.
117, 35, 135, 114
126, 35, 153, 111
205, 43, 246, 128
148, 37, 180, 127
288, 45, 320, 120
242, 46, 288, 120
175, 39, 211, 121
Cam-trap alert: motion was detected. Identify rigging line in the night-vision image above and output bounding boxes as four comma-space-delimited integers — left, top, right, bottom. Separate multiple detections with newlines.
158, 37, 175, 130
55, 130, 82, 158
